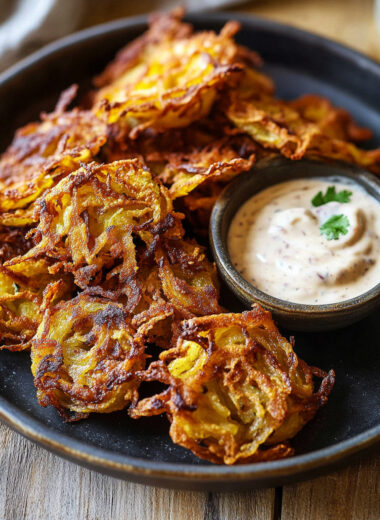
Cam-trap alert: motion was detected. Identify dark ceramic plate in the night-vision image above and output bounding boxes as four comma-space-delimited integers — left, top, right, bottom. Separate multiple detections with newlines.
0, 13, 379, 491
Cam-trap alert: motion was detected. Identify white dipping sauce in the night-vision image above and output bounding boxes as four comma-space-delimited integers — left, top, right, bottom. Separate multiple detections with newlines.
228, 177, 380, 304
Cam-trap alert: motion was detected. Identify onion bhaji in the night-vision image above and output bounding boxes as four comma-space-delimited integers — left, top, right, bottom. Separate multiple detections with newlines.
0, 265, 41, 350
11, 160, 180, 298
155, 237, 222, 318
102, 118, 258, 229
226, 95, 380, 173
0, 85, 107, 216
0, 9, 355, 463
132, 306, 335, 464
0, 259, 73, 351
289, 94, 372, 142
145, 127, 257, 200
93, 11, 243, 138
129, 236, 221, 348
31, 294, 145, 420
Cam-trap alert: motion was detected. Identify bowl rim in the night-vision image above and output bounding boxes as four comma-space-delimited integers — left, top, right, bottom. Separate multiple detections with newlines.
0, 10, 379, 488
210, 156, 380, 316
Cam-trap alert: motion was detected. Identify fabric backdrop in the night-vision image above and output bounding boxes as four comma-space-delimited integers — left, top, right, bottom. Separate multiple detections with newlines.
0, 0, 246, 71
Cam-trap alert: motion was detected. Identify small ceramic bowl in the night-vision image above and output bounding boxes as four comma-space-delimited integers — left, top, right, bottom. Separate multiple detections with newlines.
210, 156, 380, 331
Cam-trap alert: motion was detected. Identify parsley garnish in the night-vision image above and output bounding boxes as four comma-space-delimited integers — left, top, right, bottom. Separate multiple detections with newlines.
312, 186, 352, 207
320, 214, 350, 240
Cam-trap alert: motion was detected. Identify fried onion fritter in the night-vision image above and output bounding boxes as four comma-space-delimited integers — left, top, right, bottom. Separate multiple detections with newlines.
0, 85, 107, 213
117, 235, 222, 348
94, 8, 193, 89
0, 259, 73, 351
156, 238, 222, 318
102, 116, 257, 202
289, 94, 372, 142
93, 15, 243, 138
0, 225, 33, 263
0, 265, 40, 350
153, 133, 256, 200
31, 294, 145, 420
10, 160, 182, 301
226, 95, 380, 174
177, 181, 226, 237
0, 220, 74, 351
132, 306, 335, 464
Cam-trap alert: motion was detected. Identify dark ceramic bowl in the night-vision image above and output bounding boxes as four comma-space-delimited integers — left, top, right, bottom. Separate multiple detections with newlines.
210, 157, 380, 331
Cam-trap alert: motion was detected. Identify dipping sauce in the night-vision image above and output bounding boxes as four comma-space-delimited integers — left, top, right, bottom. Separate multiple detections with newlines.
228, 177, 380, 304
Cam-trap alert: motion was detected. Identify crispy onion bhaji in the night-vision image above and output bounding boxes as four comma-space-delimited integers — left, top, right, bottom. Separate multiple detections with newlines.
132, 306, 335, 464
0, 85, 106, 220
94, 8, 193, 88
0, 259, 73, 351
102, 118, 258, 235
140, 125, 257, 200
0, 264, 42, 350
31, 294, 145, 420
101, 115, 259, 233
12, 160, 181, 300
289, 95, 372, 142
225, 94, 380, 174
158, 136, 255, 200
129, 235, 221, 348
0, 225, 33, 263
178, 181, 226, 237
155, 237, 221, 318
93, 12, 244, 138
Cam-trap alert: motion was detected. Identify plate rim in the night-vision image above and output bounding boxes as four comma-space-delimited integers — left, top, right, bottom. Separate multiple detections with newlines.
1, 393, 379, 484
0, 11, 379, 487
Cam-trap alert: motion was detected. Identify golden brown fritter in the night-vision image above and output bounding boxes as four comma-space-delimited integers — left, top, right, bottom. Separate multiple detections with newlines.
155, 237, 222, 318
9, 160, 182, 302
102, 116, 258, 206
94, 8, 193, 89
0, 264, 41, 350
0, 216, 74, 351
121, 233, 221, 348
0, 259, 73, 351
0, 86, 107, 215
132, 306, 335, 464
93, 14, 243, 138
177, 181, 226, 238
289, 94, 372, 142
151, 132, 256, 200
100, 113, 259, 235
225, 95, 380, 174
119, 236, 222, 348
31, 293, 145, 420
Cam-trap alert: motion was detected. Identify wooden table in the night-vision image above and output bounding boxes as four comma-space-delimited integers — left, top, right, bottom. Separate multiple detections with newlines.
1, 1, 379, 518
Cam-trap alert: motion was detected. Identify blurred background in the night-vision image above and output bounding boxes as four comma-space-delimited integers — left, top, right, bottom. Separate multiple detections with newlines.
0, 0, 379, 72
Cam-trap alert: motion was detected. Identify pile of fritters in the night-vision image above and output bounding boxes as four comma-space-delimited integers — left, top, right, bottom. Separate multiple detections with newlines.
8, 7, 377, 463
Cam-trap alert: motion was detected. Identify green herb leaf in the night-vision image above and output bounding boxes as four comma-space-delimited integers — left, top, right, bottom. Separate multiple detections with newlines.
320, 214, 350, 240
312, 186, 352, 207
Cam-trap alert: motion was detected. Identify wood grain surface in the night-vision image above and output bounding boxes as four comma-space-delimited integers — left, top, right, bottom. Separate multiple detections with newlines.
1, 1, 380, 519
0, 422, 378, 520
